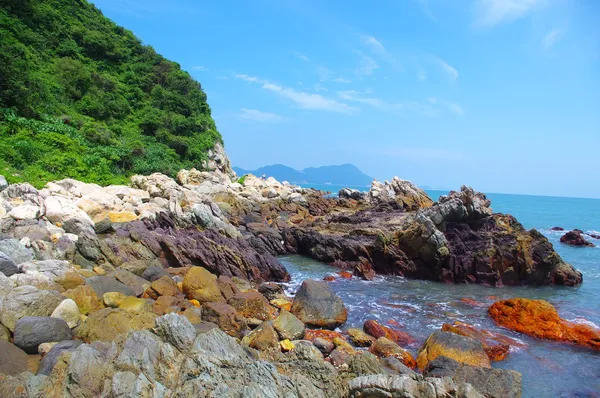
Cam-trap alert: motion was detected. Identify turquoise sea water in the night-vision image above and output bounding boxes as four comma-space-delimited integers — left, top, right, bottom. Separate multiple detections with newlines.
286, 184, 600, 397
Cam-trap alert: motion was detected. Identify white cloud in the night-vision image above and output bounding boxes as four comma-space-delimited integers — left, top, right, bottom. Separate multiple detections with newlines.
542, 28, 562, 50
338, 90, 386, 108
356, 53, 380, 76
434, 57, 459, 80
447, 103, 465, 116
332, 77, 351, 83
338, 91, 439, 117
240, 108, 284, 123
233, 74, 356, 113
474, 0, 545, 27
292, 52, 310, 62
193, 65, 208, 71
361, 36, 386, 55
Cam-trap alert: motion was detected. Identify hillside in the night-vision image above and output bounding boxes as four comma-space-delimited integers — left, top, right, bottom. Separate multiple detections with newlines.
234, 163, 374, 186
0, 0, 222, 187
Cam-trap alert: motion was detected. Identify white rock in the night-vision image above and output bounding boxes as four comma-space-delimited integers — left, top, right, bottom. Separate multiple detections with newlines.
51, 298, 81, 328
8, 204, 41, 220
44, 195, 94, 227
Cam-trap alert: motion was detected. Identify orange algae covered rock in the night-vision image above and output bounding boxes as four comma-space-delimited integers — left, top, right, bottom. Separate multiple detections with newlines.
363, 320, 414, 346
304, 329, 346, 343
488, 298, 600, 351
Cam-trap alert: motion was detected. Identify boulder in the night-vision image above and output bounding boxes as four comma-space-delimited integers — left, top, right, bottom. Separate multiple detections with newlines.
0, 341, 29, 376
347, 328, 376, 347
416, 331, 491, 370
51, 298, 82, 328
273, 309, 305, 340
63, 285, 104, 315
74, 307, 156, 342
182, 266, 223, 304
425, 356, 522, 398
153, 313, 197, 351
228, 291, 274, 321
119, 296, 152, 313
258, 282, 285, 301
348, 374, 484, 398
0, 239, 34, 265
560, 230, 595, 247
113, 269, 150, 297
290, 279, 347, 329
369, 337, 416, 369
363, 319, 413, 346
146, 275, 179, 298
13, 316, 72, 354
55, 271, 85, 291
217, 275, 240, 300
0, 251, 19, 277
442, 322, 524, 361
489, 298, 600, 351
313, 337, 335, 355
350, 351, 386, 376
142, 266, 169, 282
37, 340, 83, 376
201, 301, 244, 337
380, 357, 417, 375
241, 321, 280, 351
85, 276, 135, 297
0, 272, 15, 297
103, 291, 127, 308
0, 285, 64, 331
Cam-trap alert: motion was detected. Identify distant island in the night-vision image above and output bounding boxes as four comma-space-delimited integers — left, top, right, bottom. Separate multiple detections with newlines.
234, 164, 374, 186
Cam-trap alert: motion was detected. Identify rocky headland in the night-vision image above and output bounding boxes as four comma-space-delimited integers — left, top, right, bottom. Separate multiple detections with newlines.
0, 164, 591, 397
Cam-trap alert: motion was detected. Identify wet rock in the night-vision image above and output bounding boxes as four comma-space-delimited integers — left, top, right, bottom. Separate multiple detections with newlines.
74, 307, 156, 342
201, 301, 244, 337
347, 328, 376, 347
290, 279, 347, 329
560, 230, 595, 247
241, 321, 280, 351
85, 275, 135, 297
416, 331, 491, 370
354, 258, 376, 281
442, 321, 524, 361
14, 316, 72, 354
348, 373, 484, 398
0, 251, 19, 277
0, 340, 29, 376
369, 337, 416, 369
51, 298, 81, 328
425, 356, 522, 398
363, 319, 413, 346
0, 285, 64, 331
36, 340, 82, 375
182, 266, 223, 304
489, 298, 600, 351
228, 291, 274, 321
273, 309, 305, 340
63, 285, 104, 315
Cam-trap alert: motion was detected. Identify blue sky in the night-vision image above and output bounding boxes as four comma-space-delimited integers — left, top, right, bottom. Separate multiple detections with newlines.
92, 0, 599, 198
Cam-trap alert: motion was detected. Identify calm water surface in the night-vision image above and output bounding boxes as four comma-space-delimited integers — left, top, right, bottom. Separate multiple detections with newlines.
285, 186, 600, 397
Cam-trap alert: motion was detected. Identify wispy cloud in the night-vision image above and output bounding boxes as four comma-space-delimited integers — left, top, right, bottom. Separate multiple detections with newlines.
240, 108, 284, 123
474, 0, 545, 27
338, 90, 440, 117
235, 74, 356, 113
193, 65, 208, 71
292, 52, 310, 62
412, 0, 437, 21
361, 36, 386, 55
542, 28, 563, 50
332, 77, 351, 83
316, 66, 332, 81
447, 103, 465, 116
361, 35, 402, 71
355, 52, 380, 76
433, 56, 459, 81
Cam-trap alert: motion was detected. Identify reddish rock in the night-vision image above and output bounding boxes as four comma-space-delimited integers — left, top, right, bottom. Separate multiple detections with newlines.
323, 276, 336, 282
201, 302, 245, 337
489, 298, 600, 351
337, 271, 353, 279
354, 258, 375, 281
442, 321, 525, 361
363, 320, 414, 346
560, 230, 595, 247
304, 329, 346, 343
147, 275, 179, 299
217, 275, 240, 301
369, 337, 416, 369
459, 298, 485, 307
228, 291, 274, 321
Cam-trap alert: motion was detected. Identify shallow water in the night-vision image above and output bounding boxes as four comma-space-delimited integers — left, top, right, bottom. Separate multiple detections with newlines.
282, 188, 600, 397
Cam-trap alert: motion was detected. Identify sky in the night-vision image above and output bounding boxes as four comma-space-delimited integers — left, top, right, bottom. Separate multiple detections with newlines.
92, 0, 600, 198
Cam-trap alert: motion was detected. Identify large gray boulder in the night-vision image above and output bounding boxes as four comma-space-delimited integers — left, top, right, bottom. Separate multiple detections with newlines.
37, 340, 83, 375
0, 285, 64, 331
153, 313, 197, 351
0, 239, 34, 265
0, 251, 19, 277
424, 356, 522, 398
14, 316, 73, 354
290, 279, 347, 329
0, 340, 29, 376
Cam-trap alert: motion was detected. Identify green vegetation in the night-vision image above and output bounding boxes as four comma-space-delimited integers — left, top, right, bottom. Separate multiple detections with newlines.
0, 0, 222, 187
237, 175, 247, 185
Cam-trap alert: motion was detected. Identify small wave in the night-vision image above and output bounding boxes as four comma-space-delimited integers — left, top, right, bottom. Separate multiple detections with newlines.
567, 317, 600, 329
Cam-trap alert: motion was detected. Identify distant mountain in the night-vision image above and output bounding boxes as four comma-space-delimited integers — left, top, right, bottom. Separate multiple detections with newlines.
234, 164, 373, 186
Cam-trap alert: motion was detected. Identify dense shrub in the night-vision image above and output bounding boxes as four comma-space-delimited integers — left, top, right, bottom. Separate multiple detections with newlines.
0, 0, 222, 187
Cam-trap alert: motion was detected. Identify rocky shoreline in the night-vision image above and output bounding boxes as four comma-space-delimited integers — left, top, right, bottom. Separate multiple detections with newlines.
0, 166, 594, 397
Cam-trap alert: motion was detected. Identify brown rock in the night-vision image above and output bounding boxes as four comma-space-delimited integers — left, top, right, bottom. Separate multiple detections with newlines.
55, 271, 84, 291
113, 269, 150, 297
201, 302, 244, 337
228, 291, 274, 321
0, 341, 29, 376
290, 279, 347, 329
416, 331, 491, 370
369, 337, 416, 369
182, 266, 223, 304
63, 285, 103, 315
217, 275, 240, 300
74, 308, 156, 343
182, 307, 202, 324
347, 328, 376, 347
364, 320, 414, 346
148, 275, 179, 298
241, 321, 279, 351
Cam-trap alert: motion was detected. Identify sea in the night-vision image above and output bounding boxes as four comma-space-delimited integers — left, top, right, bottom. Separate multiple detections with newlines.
280, 183, 600, 397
